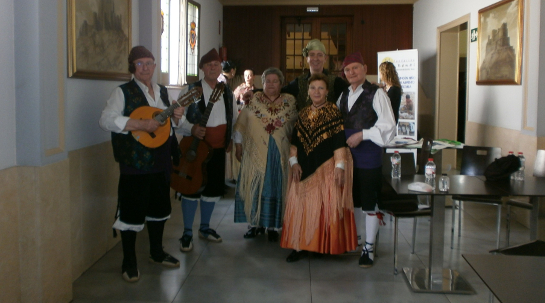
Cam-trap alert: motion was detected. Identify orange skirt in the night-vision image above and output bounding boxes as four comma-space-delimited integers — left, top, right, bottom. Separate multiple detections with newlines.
280, 154, 357, 254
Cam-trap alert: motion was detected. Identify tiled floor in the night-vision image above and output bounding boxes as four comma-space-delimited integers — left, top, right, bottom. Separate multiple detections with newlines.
72, 189, 533, 303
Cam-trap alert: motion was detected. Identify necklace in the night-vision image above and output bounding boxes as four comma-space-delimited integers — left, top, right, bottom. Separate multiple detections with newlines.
263, 94, 281, 104
312, 101, 326, 109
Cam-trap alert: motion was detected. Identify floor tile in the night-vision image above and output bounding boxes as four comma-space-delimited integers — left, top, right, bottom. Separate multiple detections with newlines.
72, 188, 532, 303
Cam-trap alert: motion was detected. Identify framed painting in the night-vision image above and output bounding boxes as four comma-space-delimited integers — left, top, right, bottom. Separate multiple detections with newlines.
68, 0, 132, 81
477, 0, 524, 85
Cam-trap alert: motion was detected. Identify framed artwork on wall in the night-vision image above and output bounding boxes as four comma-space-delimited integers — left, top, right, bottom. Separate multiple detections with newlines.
68, 0, 132, 81
477, 0, 524, 85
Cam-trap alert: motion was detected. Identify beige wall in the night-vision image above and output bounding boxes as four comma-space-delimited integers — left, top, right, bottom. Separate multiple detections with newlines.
0, 167, 22, 302
0, 142, 119, 302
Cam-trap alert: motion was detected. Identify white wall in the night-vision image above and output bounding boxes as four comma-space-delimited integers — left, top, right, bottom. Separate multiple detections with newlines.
195, 0, 224, 80
414, 0, 541, 134
0, 0, 16, 170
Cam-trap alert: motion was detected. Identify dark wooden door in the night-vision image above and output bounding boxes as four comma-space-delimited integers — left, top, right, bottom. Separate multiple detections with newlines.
282, 17, 352, 83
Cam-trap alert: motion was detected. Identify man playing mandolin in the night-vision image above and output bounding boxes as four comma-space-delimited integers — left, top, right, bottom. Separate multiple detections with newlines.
99, 46, 184, 282
176, 48, 238, 252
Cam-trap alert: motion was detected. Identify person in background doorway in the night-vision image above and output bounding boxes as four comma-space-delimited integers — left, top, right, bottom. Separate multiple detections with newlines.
234, 69, 256, 111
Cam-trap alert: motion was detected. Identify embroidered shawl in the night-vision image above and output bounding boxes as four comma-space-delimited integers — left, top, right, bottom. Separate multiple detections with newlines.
234, 92, 298, 221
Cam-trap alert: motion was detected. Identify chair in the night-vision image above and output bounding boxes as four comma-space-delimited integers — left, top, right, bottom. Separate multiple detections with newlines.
379, 138, 433, 275
505, 149, 545, 246
451, 145, 503, 249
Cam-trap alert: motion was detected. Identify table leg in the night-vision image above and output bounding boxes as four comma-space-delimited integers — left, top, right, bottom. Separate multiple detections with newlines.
530, 197, 539, 240
403, 195, 475, 294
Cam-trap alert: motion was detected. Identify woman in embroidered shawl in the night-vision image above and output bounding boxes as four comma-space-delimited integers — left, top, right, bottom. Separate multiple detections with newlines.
281, 73, 357, 262
233, 67, 298, 241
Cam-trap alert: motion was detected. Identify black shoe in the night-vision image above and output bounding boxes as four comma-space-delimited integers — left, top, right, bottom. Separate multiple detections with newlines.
179, 234, 193, 252
359, 246, 374, 268
244, 227, 265, 238
149, 251, 180, 268
267, 230, 279, 242
199, 228, 222, 242
286, 250, 308, 263
122, 267, 140, 282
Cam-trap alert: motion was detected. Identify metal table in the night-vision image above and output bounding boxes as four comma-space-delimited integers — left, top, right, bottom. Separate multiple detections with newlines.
463, 254, 545, 303
385, 175, 504, 294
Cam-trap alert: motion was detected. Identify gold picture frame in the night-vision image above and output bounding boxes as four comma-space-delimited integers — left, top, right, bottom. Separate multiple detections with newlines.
68, 0, 132, 81
477, 0, 524, 85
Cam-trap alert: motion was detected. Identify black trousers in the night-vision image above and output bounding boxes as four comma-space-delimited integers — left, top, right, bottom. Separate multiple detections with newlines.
352, 166, 382, 211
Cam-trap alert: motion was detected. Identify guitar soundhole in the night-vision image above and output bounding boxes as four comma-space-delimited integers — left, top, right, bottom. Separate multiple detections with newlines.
186, 150, 197, 162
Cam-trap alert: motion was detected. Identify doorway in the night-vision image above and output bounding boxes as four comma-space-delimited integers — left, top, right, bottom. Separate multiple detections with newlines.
436, 15, 469, 172
281, 17, 352, 83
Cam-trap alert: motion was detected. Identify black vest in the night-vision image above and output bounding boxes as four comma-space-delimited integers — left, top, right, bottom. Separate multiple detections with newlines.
339, 80, 379, 130
111, 80, 174, 171
186, 80, 234, 147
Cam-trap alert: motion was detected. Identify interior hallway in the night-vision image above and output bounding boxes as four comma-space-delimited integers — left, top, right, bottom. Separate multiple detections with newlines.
71, 188, 532, 303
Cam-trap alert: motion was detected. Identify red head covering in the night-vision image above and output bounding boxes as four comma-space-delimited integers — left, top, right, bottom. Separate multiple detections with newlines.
341, 52, 365, 79
199, 48, 222, 69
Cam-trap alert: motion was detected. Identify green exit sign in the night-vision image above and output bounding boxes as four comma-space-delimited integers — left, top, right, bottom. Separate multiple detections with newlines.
471, 28, 478, 42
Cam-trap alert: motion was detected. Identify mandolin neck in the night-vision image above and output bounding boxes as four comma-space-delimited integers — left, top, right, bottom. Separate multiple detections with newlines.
153, 102, 182, 124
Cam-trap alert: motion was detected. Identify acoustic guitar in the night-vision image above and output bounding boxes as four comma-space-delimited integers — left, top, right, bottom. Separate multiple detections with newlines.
171, 82, 225, 195
130, 87, 203, 148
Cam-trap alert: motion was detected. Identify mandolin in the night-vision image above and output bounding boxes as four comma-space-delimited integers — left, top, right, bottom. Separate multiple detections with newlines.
171, 82, 225, 195
130, 87, 202, 148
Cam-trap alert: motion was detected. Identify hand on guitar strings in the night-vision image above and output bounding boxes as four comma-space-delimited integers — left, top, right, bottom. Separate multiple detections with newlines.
191, 124, 206, 139
171, 101, 185, 124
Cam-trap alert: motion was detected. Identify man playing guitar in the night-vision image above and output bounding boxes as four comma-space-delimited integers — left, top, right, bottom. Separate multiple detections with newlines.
177, 48, 238, 252
99, 46, 184, 282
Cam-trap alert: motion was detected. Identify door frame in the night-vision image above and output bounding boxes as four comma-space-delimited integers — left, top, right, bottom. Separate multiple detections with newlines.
435, 14, 470, 170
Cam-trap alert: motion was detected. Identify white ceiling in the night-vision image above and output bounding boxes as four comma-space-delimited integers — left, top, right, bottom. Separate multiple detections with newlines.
220, 0, 418, 6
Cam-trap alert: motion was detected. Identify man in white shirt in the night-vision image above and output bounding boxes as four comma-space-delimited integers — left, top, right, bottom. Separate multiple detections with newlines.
336, 52, 396, 268
99, 46, 184, 282
177, 49, 238, 252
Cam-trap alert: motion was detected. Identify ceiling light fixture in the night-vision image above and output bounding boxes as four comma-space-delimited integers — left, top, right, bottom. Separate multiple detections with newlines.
307, 7, 319, 13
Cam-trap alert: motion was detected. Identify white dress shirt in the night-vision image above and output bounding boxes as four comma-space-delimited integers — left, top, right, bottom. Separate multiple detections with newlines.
336, 83, 396, 147
99, 78, 183, 134
178, 80, 238, 137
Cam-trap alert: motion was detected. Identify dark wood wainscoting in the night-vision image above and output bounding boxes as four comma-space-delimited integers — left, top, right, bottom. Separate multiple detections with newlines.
223, 5, 413, 77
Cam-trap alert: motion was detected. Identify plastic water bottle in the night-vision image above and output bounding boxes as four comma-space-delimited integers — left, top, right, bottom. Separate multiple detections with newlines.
508, 151, 515, 180
439, 174, 450, 192
391, 151, 401, 178
515, 152, 525, 181
425, 158, 436, 190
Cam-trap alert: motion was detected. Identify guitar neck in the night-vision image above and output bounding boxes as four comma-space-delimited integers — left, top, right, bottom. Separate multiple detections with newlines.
153, 102, 182, 124
198, 101, 216, 128
197, 82, 224, 129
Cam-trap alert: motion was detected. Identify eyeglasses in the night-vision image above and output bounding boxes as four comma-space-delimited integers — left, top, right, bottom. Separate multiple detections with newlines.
135, 61, 155, 68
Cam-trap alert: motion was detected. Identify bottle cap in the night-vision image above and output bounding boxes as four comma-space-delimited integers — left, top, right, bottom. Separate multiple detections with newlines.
394, 151, 399, 153
518, 152, 523, 155
428, 158, 433, 161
